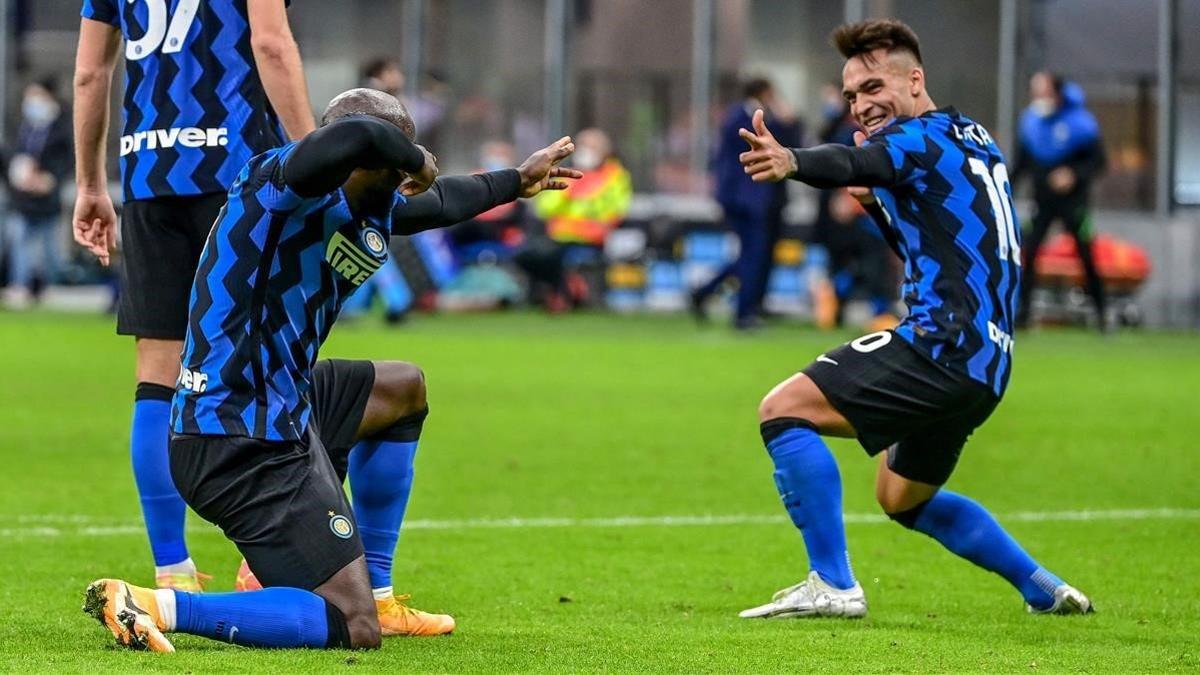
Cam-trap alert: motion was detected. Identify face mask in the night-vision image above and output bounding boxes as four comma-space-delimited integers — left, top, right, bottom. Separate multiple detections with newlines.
22, 98, 58, 126
573, 147, 601, 171
1030, 98, 1056, 118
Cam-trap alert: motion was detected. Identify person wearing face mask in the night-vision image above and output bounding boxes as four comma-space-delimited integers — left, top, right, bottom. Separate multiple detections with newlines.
446, 140, 527, 257
519, 128, 631, 310
3, 78, 72, 307
1011, 71, 1108, 331
691, 77, 801, 331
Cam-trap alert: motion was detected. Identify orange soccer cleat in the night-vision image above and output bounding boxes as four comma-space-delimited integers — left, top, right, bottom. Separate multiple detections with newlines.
155, 570, 211, 592
83, 579, 175, 653
234, 559, 263, 592
376, 595, 456, 637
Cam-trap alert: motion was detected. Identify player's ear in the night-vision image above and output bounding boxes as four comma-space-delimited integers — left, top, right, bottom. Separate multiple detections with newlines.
910, 67, 924, 97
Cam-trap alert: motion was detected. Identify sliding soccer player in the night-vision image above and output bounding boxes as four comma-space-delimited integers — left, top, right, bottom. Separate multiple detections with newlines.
735, 19, 1091, 619
84, 88, 579, 651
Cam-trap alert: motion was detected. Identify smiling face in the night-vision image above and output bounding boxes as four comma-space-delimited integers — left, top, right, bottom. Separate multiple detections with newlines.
841, 47, 926, 135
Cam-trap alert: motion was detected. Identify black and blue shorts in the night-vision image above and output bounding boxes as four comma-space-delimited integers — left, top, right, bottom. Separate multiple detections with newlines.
802, 331, 1000, 486
169, 360, 376, 590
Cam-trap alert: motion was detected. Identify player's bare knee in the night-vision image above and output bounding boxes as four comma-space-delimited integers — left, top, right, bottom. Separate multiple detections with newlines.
758, 384, 816, 423
372, 361, 427, 419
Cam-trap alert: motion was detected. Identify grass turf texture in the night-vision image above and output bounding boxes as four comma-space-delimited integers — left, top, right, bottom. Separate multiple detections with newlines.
0, 310, 1197, 673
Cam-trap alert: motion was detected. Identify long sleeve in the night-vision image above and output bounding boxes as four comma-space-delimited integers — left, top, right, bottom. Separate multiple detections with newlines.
1066, 136, 1106, 187
788, 142, 896, 190
281, 115, 426, 198
391, 169, 522, 235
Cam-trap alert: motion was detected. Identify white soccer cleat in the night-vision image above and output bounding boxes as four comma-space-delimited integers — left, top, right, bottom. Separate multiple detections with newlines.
739, 571, 867, 619
1027, 583, 1093, 615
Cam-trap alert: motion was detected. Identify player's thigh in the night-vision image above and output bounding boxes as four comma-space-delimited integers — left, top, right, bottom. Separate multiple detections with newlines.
308, 359, 426, 477
879, 386, 1000, 500
759, 371, 855, 437
799, 331, 981, 456
357, 360, 427, 438
168, 431, 364, 591
117, 196, 218, 341
875, 454, 940, 514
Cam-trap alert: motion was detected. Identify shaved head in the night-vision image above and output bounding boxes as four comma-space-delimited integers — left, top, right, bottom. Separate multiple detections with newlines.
321, 87, 416, 141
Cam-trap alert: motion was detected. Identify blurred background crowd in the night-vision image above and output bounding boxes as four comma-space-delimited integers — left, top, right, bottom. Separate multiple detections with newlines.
1, 0, 1198, 330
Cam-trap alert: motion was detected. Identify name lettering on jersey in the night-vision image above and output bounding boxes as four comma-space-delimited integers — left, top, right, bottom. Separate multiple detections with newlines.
179, 367, 209, 394
120, 127, 229, 157
951, 122, 994, 147
326, 231, 384, 286
987, 321, 1014, 354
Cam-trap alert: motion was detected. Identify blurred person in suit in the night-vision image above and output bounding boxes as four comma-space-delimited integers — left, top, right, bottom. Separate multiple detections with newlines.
692, 77, 801, 331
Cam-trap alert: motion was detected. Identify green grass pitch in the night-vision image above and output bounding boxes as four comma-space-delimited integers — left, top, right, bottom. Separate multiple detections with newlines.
0, 310, 1197, 672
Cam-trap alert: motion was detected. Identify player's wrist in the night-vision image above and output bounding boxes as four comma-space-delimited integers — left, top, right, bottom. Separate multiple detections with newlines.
786, 149, 799, 179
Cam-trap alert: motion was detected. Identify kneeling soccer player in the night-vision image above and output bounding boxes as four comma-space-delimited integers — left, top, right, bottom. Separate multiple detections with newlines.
83, 88, 579, 651
734, 19, 1091, 619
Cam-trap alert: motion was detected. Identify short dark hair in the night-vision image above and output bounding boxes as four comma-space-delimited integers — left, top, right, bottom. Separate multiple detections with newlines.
741, 77, 773, 101
831, 18, 922, 66
361, 57, 398, 83
29, 74, 60, 101
321, 88, 416, 140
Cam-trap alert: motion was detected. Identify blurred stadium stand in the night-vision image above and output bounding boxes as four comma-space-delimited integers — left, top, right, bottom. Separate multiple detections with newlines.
1, 0, 1198, 327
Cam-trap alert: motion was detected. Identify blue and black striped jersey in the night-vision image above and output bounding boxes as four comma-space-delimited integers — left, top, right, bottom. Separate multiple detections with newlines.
81, 0, 287, 201
864, 108, 1021, 395
171, 142, 404, 440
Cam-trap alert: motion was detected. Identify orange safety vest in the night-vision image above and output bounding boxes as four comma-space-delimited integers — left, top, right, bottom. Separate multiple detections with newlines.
535, 159, 632, 245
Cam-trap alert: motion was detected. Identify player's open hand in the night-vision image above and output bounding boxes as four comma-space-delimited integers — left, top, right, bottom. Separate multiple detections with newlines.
517, 136, 582, 198
846, 130, 875, 205
738, 109, 797, 183
72, 189, 118, 267
400, 145, 439, 196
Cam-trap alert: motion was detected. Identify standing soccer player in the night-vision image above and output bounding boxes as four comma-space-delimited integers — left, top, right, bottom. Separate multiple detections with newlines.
84, 88, 580, 651
72, 0, 314, 591
735, 19, 1091, 618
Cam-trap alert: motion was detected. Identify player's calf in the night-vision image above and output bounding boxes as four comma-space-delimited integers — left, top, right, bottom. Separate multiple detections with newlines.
877, 459, 1090, 614
314, 557, 382, 649
349, 361, 454, 636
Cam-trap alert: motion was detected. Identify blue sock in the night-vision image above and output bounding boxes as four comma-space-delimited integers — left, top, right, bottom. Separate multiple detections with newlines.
910, 491, 1063, 609
173, 588, 344, 648
131, 383, 188, 566
760, 419, 856, 590
347, 409, 427, 593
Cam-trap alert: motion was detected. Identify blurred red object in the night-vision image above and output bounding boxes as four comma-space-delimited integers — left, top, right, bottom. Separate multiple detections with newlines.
1033, 233, 1151, 292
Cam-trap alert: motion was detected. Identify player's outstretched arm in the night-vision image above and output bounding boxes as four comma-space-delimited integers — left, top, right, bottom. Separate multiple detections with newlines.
247, 0, 316, 140
282, 116, 435, 198
72, 17, 121, 267
515, 136, 582, 198
391, 137, 582, 235
738, 108, 895, 189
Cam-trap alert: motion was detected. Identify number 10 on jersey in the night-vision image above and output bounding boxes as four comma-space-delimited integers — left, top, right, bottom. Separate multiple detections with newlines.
968, 157, 1021, 265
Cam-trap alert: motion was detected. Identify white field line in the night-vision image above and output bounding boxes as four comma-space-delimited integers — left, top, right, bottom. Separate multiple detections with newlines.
1, 507, 1197, 538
